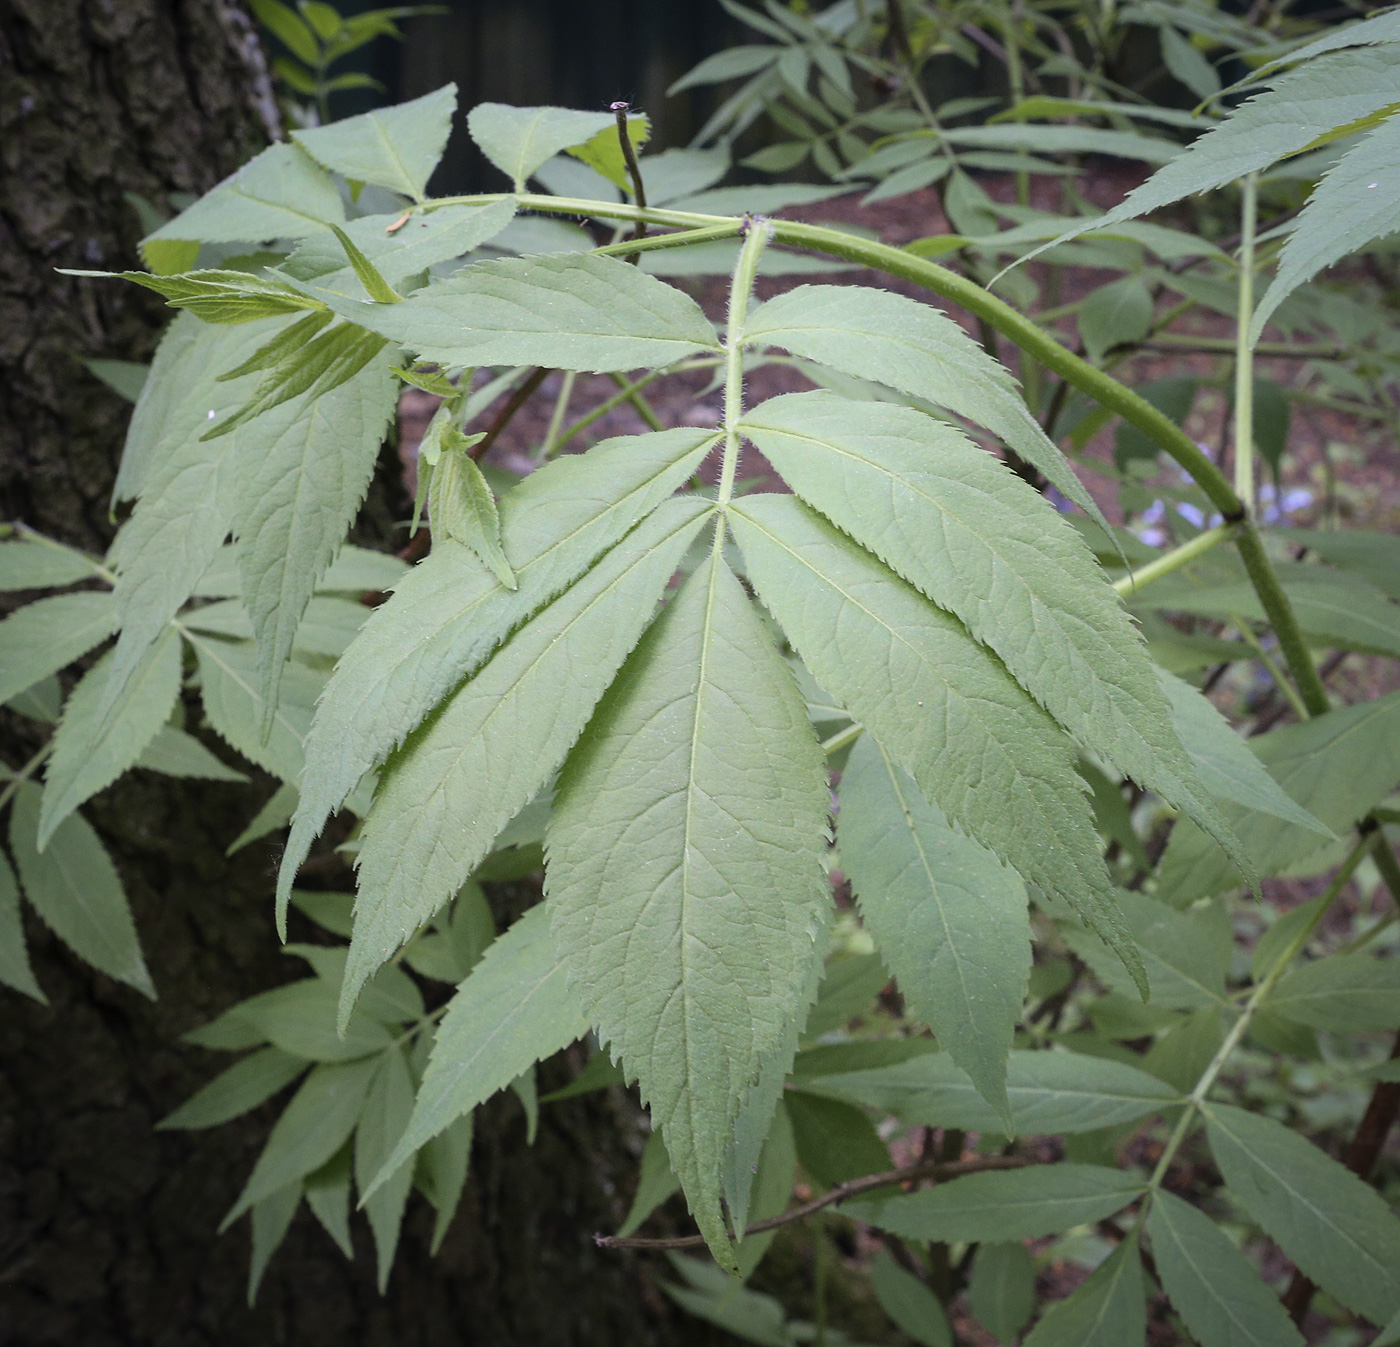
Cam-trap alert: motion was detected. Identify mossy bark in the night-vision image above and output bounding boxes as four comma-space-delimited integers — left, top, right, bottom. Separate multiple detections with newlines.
0, 4, 712, 1341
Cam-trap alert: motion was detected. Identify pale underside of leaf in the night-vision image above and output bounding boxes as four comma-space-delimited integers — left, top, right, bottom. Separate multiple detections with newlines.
301, 250, 722, 372
547, 546, 833, 1267
467, 102, 618, 189
369, 904, 590, 1194
343, 497, 711, 1018
277, 427, 716, 930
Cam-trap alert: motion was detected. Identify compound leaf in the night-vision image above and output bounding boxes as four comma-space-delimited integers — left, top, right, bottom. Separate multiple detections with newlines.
547, 546, 833, 1267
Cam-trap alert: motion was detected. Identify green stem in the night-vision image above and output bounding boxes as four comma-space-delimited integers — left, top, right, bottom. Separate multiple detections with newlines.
1233, 174, 1259, 508
1235, 524, 1330, 716
1146, 832, 1372, 1190
13, 522, 115, 584
548, 361, 717, 456
1112, 523, 1237, 597
591, 221, 744, 260
0, 741, 54, 816
609, 372, 665, 432
821, 723, 864, 757
1234, 616, 1309, 722
718, 220, 773, 507
540, 370, 575, 460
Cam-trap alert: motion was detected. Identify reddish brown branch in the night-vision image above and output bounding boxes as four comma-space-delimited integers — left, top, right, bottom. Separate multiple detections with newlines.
594, 1154, 1029, 1251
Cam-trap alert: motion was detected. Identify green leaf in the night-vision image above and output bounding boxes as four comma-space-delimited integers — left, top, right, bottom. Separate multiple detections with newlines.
135, 725, 247, 782
1159, 690, 1400, 900
7, 673, 61, 722
869, 1250, 953, 1347
838, 734, 1029, 1129
0, 849, 44, 1002
668, 44, 777, 93
422, 1112, 473, 1254
277, 426, 716, 929
247, 1181, 300, 1304
370, 905, 589, 1189
304, 1146, 354, 1257
844, 1163, 1145, 1242
739, 393, 1238, 875
328, 225, 401, 303
617, 1128, 682, 1239
70, 267, 330, 325
309, 251, 721, 372
1147, 1188, 1306, 1347
1160, 25, 1222, 100
786, 1091, 890, 1189
251, 0, 319, 62
802, 953, 890, 1039
1274, 528, 1400, 601
664, 1255, 793, 1347
429, 445, 516, 589
0, 591, 115, 706
1060, 888, 1227, 1011
283, 200, 516, 293
9, 782, 154, 998
227, 782, 298, 856
467, 103, 618, 190
945, 123, 1180, 164
1024, 48, 1400, 264
38, 632, 181, 848
231, 341, 397, 714
735, 1100, 797, 1279
227, 979, 395, 1061
565, 113, 651, 192
1254, 114, 1400, 338
101, 316, 297, 716
741, 285, 1109, 530
158, 1047, 306, 1130
547, 545, 832, 1267
345, 498, 709, 1013
293, 84, 457, 201
798, 1049, 1181, 1134
223, 1056, 379, 1228
1268, 954, 1400, 1032
1157, 669, 1331, 834
1022, 1238, 1146, 1346
0, 540, 97, 590
729, 494, 1141, 987
355, 1045, 415, 1292
1078, 276, 1154, 363
144, 142, 344, 247
969, 1242, 1037, 1344
189, 634, 322, 783
1203, 1101, 1400, 1327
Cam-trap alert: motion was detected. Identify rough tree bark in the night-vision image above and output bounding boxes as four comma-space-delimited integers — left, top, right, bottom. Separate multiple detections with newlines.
0, 4, 713, 1342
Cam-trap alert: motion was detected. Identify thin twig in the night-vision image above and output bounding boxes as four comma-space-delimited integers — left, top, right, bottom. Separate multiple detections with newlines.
594, 1154, 1029, 1250
610, 102, 648, 261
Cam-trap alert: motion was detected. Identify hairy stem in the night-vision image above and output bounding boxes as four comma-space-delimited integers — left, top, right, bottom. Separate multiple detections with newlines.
718, 219, 773, 507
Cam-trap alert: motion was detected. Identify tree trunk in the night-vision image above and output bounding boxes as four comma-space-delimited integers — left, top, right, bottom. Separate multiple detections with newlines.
0, 5, 712, 1341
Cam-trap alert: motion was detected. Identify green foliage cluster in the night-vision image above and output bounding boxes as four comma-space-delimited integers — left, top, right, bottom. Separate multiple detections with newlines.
6, 0, 1400, 1339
